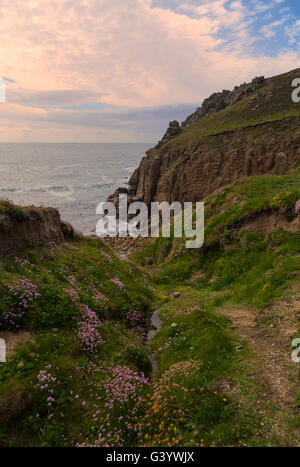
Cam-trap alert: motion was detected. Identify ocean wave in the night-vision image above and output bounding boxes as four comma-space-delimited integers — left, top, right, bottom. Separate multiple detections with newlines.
29, 188, 47, 193
0, 188, 17, 193
90, 182, 115, 188
125, 166, 137, 173
71, 182, 116, 191
48, 185, 73, 192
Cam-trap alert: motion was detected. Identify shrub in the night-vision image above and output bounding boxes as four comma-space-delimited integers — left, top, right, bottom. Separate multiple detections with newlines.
0, 279, 39, 329
36, 285, 78, 328
11, 207, 28, 222
269, 191, 299, 219
77, 305, 104, 354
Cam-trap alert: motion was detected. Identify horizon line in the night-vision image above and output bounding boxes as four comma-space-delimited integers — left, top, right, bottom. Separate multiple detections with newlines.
0, 141, 155, 144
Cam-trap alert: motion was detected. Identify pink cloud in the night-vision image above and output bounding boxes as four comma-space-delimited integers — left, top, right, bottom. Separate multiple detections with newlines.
0, 0, 298, 141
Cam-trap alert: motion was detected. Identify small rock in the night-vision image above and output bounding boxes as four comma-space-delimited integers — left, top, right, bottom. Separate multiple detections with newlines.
61, 219, 76, 240
170, 291, 181, 298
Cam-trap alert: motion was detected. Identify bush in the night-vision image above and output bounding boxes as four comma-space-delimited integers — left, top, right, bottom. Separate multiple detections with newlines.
0, 279, 39, 330
269, 191, 299, 220
11, 207, 28, 222
36, 285, 78, 328
125, 346, 152, 377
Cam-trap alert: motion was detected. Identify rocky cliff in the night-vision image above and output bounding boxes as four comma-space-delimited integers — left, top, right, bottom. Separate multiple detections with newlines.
181, 76, 266, 128
0, 200, 75, 255
109, 69, 300, 206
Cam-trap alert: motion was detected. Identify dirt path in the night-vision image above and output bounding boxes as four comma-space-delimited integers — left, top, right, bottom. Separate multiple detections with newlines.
100, 235, 300, 443
219, 295, 300, 445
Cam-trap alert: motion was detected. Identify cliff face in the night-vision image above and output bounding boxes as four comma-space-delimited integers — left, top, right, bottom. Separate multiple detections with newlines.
0, 201, 72, 255
109, 68, 300, 206
127, 118, 300, 205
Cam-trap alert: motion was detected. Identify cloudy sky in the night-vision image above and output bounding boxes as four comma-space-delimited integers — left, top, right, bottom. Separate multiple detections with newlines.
0, 0, 300, 142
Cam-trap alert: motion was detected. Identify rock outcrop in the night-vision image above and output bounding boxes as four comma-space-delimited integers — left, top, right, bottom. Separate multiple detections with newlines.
109, 69, 300, 207
61, 219, 76, 240
155, 120, 181, 149
182, 76, 265, 127
0, 201, 77, 256
123, 120, 300, 206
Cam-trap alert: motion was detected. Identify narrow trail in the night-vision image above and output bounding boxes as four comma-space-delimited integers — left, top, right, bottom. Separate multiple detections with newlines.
105, 239, 300, 444
219, 300, 300, 444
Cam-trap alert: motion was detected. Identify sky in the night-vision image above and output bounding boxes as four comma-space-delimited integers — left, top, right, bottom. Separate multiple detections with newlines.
0, 0, 300, 142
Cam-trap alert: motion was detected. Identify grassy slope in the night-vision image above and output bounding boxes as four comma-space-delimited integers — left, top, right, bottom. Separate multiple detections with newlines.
139, 287, 269, 447
134, 74, 300, 444
133, 170, 300, 308
1, 69, 300, 447
160, 68, 300, 153
0, 237, 153, 447
3, 178, 299, 446
131, 170, 300, 446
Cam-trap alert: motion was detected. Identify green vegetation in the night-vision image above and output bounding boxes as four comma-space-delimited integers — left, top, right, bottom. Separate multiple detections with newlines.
2, 167, 299, 447
137, 287, 265, 447
160, 69, 300, 151
1, 169, 300, 446
0, 199, 28, 221
1, 69, 300, 446
0, 237, 153, 446
133, 171, 300, 310
130, 172, 300, 446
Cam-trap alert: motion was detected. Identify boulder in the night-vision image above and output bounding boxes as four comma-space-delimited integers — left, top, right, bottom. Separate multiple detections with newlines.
61, 219, 76, 240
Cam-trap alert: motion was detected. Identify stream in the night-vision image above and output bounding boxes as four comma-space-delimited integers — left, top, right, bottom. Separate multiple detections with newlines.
147, 308, 162, 376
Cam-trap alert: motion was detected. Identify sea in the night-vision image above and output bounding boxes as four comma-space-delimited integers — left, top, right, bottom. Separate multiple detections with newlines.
0, 143, 151, 235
